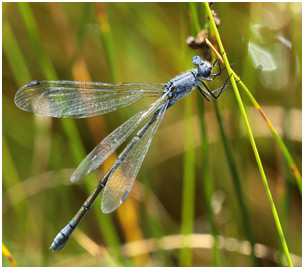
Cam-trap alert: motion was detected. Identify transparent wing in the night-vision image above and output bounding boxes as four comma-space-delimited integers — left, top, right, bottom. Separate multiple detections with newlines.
70, 93, 168, 182
101, 98, 170, 213
14, 80, 165, 118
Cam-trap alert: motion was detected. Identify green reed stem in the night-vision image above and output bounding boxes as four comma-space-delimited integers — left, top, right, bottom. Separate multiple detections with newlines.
205, 27, 301, 195
213, 102, 258, 266
179, 95, 196, 266
188, 4, 221, 265
197, 100, 221, 266
238, 80, 302, 194
204, 2, 293, 266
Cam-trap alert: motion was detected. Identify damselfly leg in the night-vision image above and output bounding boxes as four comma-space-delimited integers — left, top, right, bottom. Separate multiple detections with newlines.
198, 72, 233, 101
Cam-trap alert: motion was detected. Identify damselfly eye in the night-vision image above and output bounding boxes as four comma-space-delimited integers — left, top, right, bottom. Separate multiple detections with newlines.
192, 55, 202, 67
202, 67, 211, 78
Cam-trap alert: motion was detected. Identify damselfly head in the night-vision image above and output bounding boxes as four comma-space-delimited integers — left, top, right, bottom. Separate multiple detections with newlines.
199, 62, 212, 78
192, 56, 212, 78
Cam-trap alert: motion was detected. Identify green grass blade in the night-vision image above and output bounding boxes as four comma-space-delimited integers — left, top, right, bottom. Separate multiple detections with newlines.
204, 2, 293, 266
205, 34, 301, 194
17, 3, 57, 79
94, 3, 118, 83
205, 9, 257, 265
189, 2, 201, 33
140, 173, 171, 266
238, 80, 302, 194
179, 95, 196, 266
213, 101, 258, 266
2, 23, 31, 83
3, 138, 29, 233
197, 100, 221, 266
3, 21, 43, 256
17, 2, 121, 256
188, 4, 221, 265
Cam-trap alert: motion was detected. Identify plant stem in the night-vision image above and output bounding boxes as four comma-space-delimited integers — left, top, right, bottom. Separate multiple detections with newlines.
197, 100, 221, 266
204, 2, 293, 266
205, 38, 302, 194
213, 101, 259, 266
180, 95, 196, 266
188, 4, 221, 265
2, 243, 18, 267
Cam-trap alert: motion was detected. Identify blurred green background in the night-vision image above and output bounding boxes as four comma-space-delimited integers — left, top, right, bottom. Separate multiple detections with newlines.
2, 2, 302, 266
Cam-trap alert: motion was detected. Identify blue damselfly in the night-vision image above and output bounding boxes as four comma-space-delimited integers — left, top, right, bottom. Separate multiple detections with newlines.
15, 55, 231, 251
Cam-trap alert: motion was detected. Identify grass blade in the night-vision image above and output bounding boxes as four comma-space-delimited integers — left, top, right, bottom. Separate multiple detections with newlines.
2, 243, 18, 267
179, 95, 196, 266
213, 101, 258, 266
238, 80, 302, 194
94, 3, 118, 83
205, 39, 302, 194
197, 100, 221, 266
188, 4, 221, 265
17, 2, 122, 257
204, 2, 293, 266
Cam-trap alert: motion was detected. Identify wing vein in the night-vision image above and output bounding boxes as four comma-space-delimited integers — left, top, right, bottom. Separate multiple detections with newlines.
101, 98, 170, 213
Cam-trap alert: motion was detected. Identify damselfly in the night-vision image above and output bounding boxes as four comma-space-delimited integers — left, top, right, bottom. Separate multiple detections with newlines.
14, 55, 232, 251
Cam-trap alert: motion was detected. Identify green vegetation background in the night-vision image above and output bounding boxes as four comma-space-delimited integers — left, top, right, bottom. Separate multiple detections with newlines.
3, 2, 302, 266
